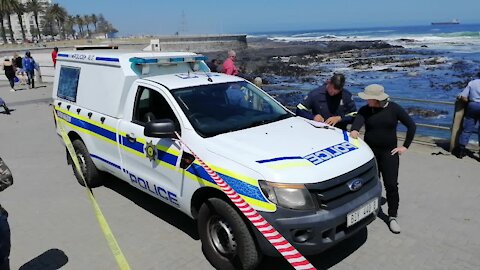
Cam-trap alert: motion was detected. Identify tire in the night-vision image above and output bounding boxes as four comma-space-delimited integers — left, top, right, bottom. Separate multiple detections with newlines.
71, 139, 103, 188
198, 198, 261, 270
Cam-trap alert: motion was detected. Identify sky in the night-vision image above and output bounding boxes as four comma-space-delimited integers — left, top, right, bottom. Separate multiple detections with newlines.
54, 0, 480, 36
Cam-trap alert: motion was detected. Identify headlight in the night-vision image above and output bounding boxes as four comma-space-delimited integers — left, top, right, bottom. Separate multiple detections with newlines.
259, 180, 316, 210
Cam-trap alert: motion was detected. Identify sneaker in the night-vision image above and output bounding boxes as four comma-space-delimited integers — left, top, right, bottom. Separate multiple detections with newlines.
389, 217, 401, 234
453, 146, 466, 159
10, 88, 15, 92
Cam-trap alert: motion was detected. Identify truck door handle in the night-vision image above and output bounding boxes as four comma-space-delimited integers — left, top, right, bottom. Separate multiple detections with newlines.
126, 133, 136, 142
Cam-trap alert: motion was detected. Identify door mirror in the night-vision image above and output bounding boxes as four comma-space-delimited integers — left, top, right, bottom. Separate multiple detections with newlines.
144, 119, 176, 138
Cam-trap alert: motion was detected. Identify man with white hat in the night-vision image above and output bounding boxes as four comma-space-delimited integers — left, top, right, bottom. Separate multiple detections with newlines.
350, 84, 416, 234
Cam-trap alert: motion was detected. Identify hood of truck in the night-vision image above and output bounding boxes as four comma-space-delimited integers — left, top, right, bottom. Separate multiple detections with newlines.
206, 117, 374, 184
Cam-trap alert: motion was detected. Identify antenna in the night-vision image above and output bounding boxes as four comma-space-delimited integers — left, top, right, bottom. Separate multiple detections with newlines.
180, 10, 188, 34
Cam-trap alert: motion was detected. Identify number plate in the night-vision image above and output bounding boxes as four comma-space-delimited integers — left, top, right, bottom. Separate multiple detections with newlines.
347, 198, 378, 227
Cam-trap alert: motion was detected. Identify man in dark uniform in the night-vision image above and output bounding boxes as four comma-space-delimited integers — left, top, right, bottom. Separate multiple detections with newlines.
0, 156, 12, 270
296, 73, 357, 130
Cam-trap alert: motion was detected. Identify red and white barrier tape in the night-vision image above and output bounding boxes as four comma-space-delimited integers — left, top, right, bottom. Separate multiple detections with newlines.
175, 133, 316, 270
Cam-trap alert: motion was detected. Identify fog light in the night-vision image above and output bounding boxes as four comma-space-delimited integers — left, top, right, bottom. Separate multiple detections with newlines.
292, 229, 313, 243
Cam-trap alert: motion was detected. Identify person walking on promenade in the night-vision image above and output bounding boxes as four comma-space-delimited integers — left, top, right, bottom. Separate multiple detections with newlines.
2, 59, 16, 92
52, 47, 58, 68
296, 73, 357, 130
12, 53, 26, 86
455, 73, 480, 158
222, 50, 239, 76
22, 51, 36, 89
350, 84, 416, 234
0, 98, 11, 115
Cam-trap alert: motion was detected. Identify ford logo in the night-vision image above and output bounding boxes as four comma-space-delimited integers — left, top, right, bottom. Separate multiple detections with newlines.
347, 179, 363, 191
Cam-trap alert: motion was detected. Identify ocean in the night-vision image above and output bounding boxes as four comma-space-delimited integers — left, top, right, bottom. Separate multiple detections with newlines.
250, 24, 480, 141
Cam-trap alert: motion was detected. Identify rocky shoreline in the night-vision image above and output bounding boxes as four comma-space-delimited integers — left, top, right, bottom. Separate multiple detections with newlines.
205, 38, 478, 119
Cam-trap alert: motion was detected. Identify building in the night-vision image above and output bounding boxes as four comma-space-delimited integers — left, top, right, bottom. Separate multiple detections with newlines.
2, 0, 51, 43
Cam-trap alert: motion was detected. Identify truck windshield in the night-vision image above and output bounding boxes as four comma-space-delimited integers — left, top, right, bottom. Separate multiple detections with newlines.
171, 81, 293, 137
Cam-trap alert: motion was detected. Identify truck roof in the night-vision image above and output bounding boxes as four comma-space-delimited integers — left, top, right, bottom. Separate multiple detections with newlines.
56, 50, 203, 67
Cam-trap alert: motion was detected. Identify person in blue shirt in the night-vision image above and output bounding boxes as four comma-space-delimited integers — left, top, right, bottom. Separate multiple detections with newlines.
22, 51, 36, 89
455, 72, 480, 158
296, 73, 357, 130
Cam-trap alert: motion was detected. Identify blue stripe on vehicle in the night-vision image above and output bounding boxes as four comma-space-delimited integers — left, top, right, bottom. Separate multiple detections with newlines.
256, 156, 304, 164
187, 164, 267, 202
91, 154, 121, 169
157, 150, 178, 166
120, 135, 144, 153
343, 130, 349, 142
58, 53, 68, 57
69, 117, 117, 141
95, 57, 119, 62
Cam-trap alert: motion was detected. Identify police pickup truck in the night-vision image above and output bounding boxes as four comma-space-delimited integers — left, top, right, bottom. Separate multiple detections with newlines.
52, 50, 381, 270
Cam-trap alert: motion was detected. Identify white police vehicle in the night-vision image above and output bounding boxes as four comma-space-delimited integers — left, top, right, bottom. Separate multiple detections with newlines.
52, 50, 381, 269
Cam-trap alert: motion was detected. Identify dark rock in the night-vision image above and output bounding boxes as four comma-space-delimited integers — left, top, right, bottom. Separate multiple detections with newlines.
406, 107, 448, 118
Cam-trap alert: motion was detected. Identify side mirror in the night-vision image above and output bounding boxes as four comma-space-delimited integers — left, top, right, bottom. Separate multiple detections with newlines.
144, 119, 176, 138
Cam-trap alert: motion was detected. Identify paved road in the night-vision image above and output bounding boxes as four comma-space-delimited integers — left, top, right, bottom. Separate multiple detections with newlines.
0, 82, 479, 270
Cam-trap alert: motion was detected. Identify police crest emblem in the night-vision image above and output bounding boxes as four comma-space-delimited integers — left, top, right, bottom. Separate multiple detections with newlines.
145, 141, 157, 162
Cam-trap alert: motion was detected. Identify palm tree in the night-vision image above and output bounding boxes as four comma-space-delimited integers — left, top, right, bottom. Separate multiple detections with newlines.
90, 13, 97, 32
26, 0, 46, 41
83, 14, 90, 37
64, 15, 75, 39
0, 13, 6, 44
0, 0, 19, 43
14, 2, 27, 41
75, 14, 83, 38
47, 3, 67, 39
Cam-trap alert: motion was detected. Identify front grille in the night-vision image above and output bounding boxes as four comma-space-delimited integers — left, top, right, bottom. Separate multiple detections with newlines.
305, 159, 377, 210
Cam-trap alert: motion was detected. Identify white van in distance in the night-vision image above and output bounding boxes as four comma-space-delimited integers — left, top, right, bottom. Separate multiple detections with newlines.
52, 50, 381, 270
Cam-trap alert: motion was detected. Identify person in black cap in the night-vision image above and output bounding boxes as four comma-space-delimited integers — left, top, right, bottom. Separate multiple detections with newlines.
296, 73, 357, 129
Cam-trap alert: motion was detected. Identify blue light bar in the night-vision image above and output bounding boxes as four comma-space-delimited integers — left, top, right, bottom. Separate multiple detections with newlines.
169, 57, 185, 63
129, 57, 158, 64
194, 56, 207, 61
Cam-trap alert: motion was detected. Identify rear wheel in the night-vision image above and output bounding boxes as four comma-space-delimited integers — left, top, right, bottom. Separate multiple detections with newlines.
71, 139, 103, 188
198, 198, 261, 270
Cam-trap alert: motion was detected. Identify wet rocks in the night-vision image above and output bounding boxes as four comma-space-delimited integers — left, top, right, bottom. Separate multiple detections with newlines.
406, 107, 448, 118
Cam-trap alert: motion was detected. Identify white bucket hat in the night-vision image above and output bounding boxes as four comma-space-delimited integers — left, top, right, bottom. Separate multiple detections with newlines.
358, 84, 389, 101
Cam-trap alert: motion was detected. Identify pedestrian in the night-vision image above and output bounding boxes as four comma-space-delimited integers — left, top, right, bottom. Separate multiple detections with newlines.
52, 47, 58, 68
0, 98, 11, 115
296, 73, 357, 130
22, 51, 36, 89
222, 50, 239, 76
2, 59, 16, 92
207, 59, 220, 72
454, 72, 480, 158
253, 77, 263, 88
0, 156, 13, 270
12, 53, 26, 86
350, 84, 416, 234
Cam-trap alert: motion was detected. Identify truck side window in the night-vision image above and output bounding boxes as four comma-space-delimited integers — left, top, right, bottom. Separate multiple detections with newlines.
57, 66, 81, 102
133, 87, 180, 130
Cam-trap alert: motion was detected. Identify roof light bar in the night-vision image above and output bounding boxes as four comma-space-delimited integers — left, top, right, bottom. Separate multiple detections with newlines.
128, 55, 207, 65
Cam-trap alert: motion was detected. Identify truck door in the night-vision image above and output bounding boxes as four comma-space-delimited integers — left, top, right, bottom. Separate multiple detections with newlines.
118, 84, 183, 208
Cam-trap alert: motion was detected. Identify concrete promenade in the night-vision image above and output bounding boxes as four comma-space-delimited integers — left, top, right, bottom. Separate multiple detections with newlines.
0, 82, 479, 270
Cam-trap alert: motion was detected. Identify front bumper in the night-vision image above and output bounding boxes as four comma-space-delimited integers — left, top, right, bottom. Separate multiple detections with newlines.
253, 178, 381, 256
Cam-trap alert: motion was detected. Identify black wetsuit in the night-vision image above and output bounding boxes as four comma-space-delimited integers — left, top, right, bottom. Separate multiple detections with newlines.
351, 101, 416, 217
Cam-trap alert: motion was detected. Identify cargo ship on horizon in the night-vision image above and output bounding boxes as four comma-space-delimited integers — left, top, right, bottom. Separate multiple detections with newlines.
431, 19, 460, 25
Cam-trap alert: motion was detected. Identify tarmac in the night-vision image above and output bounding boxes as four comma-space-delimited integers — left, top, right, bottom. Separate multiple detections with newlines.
0, 81, 479, 270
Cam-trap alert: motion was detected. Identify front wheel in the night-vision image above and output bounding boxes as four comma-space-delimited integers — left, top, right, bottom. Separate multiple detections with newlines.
198, 198, 261, 270
71, 139, 103, 188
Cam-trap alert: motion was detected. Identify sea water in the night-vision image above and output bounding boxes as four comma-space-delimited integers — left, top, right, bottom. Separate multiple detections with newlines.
250, 24, 480, 140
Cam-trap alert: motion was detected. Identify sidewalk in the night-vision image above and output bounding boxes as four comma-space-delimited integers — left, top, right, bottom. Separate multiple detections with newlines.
0, 82, 479, 269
